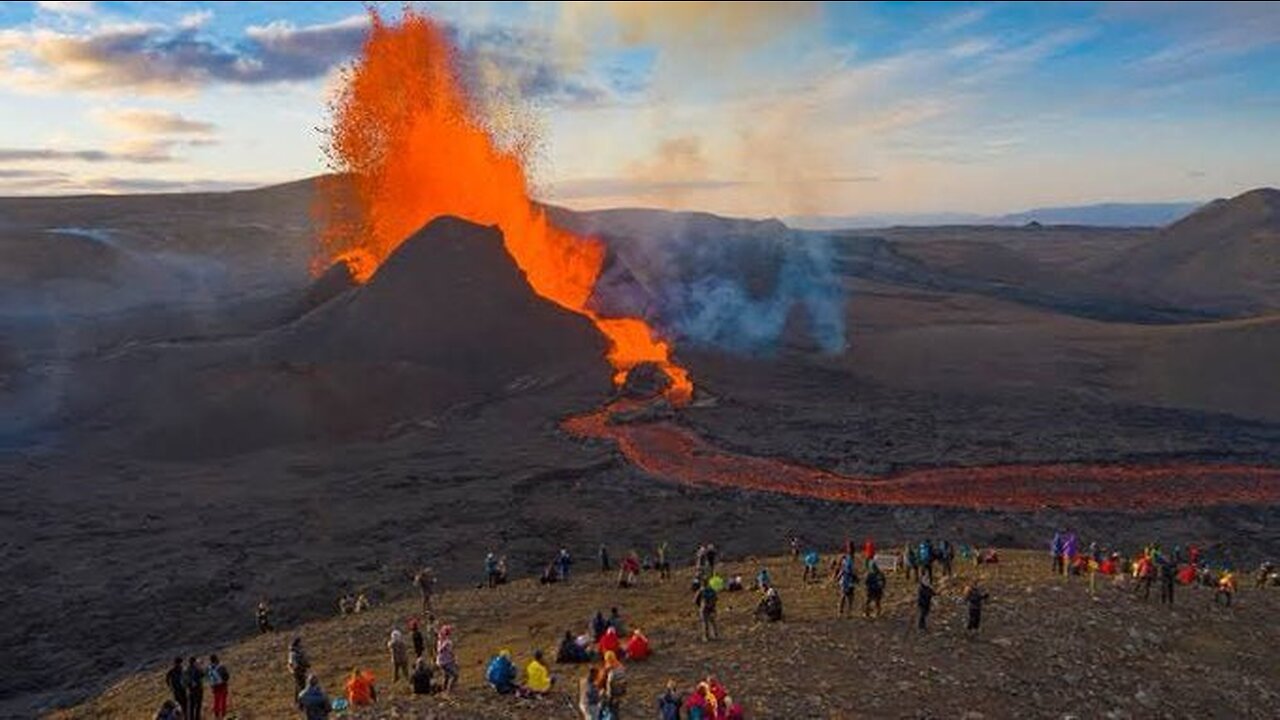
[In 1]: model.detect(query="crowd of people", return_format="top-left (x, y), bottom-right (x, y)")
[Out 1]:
top-left (150, 534), bottom-right (1273, 719)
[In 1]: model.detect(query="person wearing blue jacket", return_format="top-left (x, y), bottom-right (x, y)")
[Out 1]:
top-left (486, 650), bottom-right (517, 694)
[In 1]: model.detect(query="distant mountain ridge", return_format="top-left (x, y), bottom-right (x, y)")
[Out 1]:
top-left (788, 200), bottom-right (1203, 230)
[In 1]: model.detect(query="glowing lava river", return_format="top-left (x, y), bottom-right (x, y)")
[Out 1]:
top-left (564, 403), bottom-right (1280, 512)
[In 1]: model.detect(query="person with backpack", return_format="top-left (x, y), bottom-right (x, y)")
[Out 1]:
top-left (579, 667), bottom-right (602, 720)
top-left (165, 657), bottom-right (187, 716)
top-left (184, 656), bottom-right (205, 720)
top-left (296, 674), bottom-right (330, 720)
top-left (657, 679), bottom-right (683, 720)
top-left (695, 582), bottom-right (719, 641)
top-left (207, 654), bottom-right (230, 720)
top-left (864, 562), bottom-right (886, 618)
top-left (600, 651), bottom-right (627, 718)
top-left (916, 578), bottom-right (935, 632)
top-left (836, 553), bottom-right (859, 617)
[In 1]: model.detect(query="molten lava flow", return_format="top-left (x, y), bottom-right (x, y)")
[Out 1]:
top-left (564, 403), bottom-right (1280, 512)
top-left (316, 9), bottom-right (692, 403)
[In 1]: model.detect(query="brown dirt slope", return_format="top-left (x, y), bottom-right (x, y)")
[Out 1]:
top-left (1106, 188), bottom-right (1280, 314)
top-left (56, 550), bottom-right (1280, 719)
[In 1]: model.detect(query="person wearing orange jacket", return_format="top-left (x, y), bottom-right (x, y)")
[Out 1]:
top-left (345, 667), bottom-right (377, 706)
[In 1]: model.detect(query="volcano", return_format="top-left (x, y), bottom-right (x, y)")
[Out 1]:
top-left (59, 216), bottom-right (613, 458)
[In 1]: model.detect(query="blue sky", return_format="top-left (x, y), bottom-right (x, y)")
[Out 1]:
top-left (1, 1), bottom-right (1277, 216)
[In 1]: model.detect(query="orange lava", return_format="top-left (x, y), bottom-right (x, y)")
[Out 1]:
top-left (315, 9), bottom-right (692, 403)
top-left (564, 404), bottom-right (1280, 512)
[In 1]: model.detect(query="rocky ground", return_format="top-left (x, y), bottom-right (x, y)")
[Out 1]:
top-left (55, 550), bottom-right (1280, 719)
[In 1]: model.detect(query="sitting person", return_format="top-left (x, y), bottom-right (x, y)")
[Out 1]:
top-left (725, 695), bottom-right (746, 720)
top-left (756, 586), bottom-right (783, 622)
top-left (345, 667), bottom-right (377, 707)
top-left (411, 657), bottom-right (433, 695)
top-left (154, 700), bottom-right (182, 720)
top-left (598, 626), bottom-right (622, 658)
top-left (726, 575), bottom-right (744, 592)
top-left (353, 593), bottom-right (371, 613)
top-left (486, 649), bottom-right (517, 694)
top-left (556, 630), bottom-right (590, 663)
top-left (624, 628), bottom-right (651, 661)
top-left (607, 607), bottom-right (628, 636)
top-left (590, 611), bottom-right (609, 642)
top-left (683, 684), bottom-right (709, 720)
top-left (522, 650), bottom-right (553, 696)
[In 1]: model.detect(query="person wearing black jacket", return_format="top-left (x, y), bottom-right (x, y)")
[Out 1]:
top-left (165, 657), bottom-right (187, 713)
top-left (964, 584), bottom-right (990, 633)
top-left (185, 656), bottom-right (205, 720)
top-left (916, 579), bottom-right (935, 631)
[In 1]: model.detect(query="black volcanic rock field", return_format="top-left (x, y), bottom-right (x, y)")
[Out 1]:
top-left (1, 180), bottom-right (1278, 716)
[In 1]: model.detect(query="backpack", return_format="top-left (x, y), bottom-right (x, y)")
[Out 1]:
top-left (208, 664), bottom-right (230, 686)
top-left (607, 667), bottom-right (627, 698)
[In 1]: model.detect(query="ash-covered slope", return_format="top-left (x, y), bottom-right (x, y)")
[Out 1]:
top-left (61, 216), bottom-right (613, 457)
top-left (1107, 188), bottom-right (1280, 314)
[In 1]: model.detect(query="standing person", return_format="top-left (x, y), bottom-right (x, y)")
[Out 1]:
top-left (599, 545), bottom-right (611, 574)
top-left (905, 544), bottom-right (919, 581)
top-left (207, 654), bottom-right (230, 720)
top-left (802, 549), bottom-right (820, 583)
top-left (388, 629), bottom-right (410, 683)
top-left (916, 578), bottom-right (935, 632)
top-left (940, 540), bottom-right (955, 578)
top-left (256, 598), bottom-right (273, 634)
top-left (1215, 570), bottom-right (1236, 606)
top-left (485, 553), bottom-right (500, 588)
top-left (579, 667), bottom-right (602, 720)
top-left (919, 540), bottom-right (935, 583)
top-left (557, 548), bottom-right (574, 581)
top-left (436, 624), bottom-right (459, 692)
top-left (836, 554), bottom-right (859, 617)
top-left (964, 584), bottom-right (990, 635)
top-left (297, 674), bottom-right (330, 720)
top-left (185, 656), bottom-right (205, 720)
top-left (165, 657), bottom-right (187, 716)
top-left (1051, 533), bottom-right (1065, 575)
top-left (656, 542), bottom-right (671, 581)
top-left (864, 562), bottom-right (886, 618)
top-left (410, 618), bottom-right (426, 659)
top-left (705, 543), bottom-right (718, 573)
top-left (790, 536), bottom-right (801, 561)
top-left (657, 679), bottom-right (683, 720)
top-left (1135, 553), bottom-right (1155, 601)
top-left (1159, 556), bottom-right (1177, 606)
top-left (695, 580), bottom-right (719, 642)
top-left (288, 637), bottom-right (310, 697)
top-left (413, 568), bottom-right (435, 613)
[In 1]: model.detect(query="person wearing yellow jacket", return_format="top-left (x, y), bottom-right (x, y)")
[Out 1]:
top-left (524, 650), bottom-right (552, 694)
